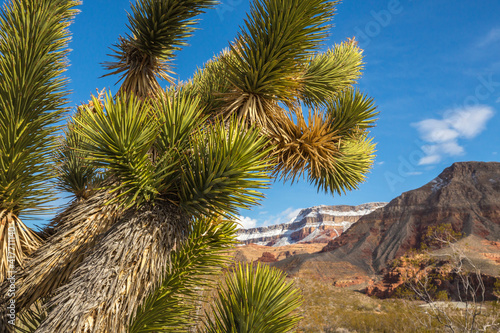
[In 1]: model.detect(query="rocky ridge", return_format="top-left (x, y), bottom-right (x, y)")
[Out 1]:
top-left (269, 162), bottom-right (500, 290)
top-left (236, 202), bottom-right (387, 246)
top-left (320, 161), bottom-right (500, 273)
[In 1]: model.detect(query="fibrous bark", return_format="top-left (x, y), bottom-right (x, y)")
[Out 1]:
top-left (36, 201), bottom-right (189, 333)
top-left (0, 211), bottom-right (42, 283)
top-left (1, 189), bottom-right (120, 315)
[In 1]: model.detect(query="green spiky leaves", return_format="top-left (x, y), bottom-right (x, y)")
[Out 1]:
top-left (0, 0), bottom-right (79, 216)
top-left (179, 120), bottom-right (272, 218)
top-left (104, 0), bottom-right (218, 97)
top-left (154, 89), bottom-right (207, 154)
top-left (221, 0), bottom-right (339, 127)
top-left (54, 113), bottom-right (103, 200)
top-left (128, 0), bottom-right (217, 59)
top-left (73, 91), bottom-right (271, 214)
top-left (268, 89), bottom-right (378, 195)
top-left (189, 49), bottom-right (235, 115)
top-left (74, 93), bottom-right (163, 207)
top-left (225, 0), bottom-right (337, 101)
top-left (203, 262), bottom-right (303, 333)
top-left (301, 39), bottom-right (364, 107)
top-left (313, 132), bottom-right (375, 195)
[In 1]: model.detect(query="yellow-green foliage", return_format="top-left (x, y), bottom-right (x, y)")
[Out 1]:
top-left (421, 223), bottom-right (464, 250)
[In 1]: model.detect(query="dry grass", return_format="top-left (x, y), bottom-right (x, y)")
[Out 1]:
top-left (293, 278), bottom-right (500, 333)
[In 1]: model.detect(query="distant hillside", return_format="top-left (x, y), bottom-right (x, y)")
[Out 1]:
top-left (236, 202), bottom-right (387, 246)
top-left (270, 161), bottom-right (500, 286)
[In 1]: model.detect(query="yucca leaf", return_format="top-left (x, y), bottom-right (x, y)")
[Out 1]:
top-left (14, 299), bottom-right (47, 333)
top-left (179, 120), bottom-right (273, 218)
top-left (203, 262), bottom-right (303, 333)
top-left (104, 0), bottom-right (217, 97)
top-left (128, 0), bottom-right (217, 59)
top-left (0, 0), bottom-right (79, 216)
top-left (53, 114), bottom-right (103, 200)
top-left (311, 132), bottom-right (376, 195)
top-left (224, 0), bottom-right (338, 103)
top-left (154, 88), bottom-right (207, 154)
top-left (268, 89), bottom-right (378, 195)
top-left (0, 0), bottom-right (79, 284)
top-left (74, 93), bottom-right (161, 208)
top-left (326, 89), bottom-right (378, 136)
top-left (189, 49), bottom-right (235, 116)
top-left (268, 109), bottom-right (341, 185)
top-left (301, 39), bottom-right (364, 107)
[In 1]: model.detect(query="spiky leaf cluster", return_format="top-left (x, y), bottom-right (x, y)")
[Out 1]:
top-left (0, 0), bottom-right (79, 215)
top-left (72, 91), bottom-right (271, 216)
top-left (187, 0), bottom-right (377, 195)
top-left (53, 120), bottom-right (102, 200)
top-left (203, 262), bottom-right (303, 333)
top-left (104, 0), bottom-right (217, 97)
top-left (179, 120), bottom-right (272, 217)
top-left (224, 0), bottom-right (338, 106)
top-left (302, 39), bottom-right (364, 107)
top-left (0, 0), bottom-right (78, 283)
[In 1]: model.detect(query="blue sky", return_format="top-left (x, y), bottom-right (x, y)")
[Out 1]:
top-left (22, 0), bottom-right (500, 229)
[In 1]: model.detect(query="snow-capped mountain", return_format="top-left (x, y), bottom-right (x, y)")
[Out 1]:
top-left (236, 202), bottom-right (387, 246)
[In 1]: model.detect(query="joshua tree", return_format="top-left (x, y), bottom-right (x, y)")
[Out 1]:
top-left (0, 0), bottom-right (78, 283)
top-left (1, 0), bottom-right (378, 332)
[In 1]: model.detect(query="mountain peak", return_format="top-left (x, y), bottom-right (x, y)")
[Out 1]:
top-left (320, 161), bottom-right (500, 273)
top-left (237, 202), bottom-right (387, 246)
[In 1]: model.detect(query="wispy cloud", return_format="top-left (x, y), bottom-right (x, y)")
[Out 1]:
top-left (413, 106), bottom-right (494, 165)
top-left (237, 207), bottom-right (303, 229)
top-left (478, 28), bottom-right (500, 48)
top-left (235, 215), bottom-right (257, 229)
top-left (262, 207), bottom-right (302, 227)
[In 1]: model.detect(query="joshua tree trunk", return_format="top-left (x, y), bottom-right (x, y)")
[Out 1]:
top-left (35, 201), bottom-right (190, 333)
top-left (0, 211), bottom-right (42, 282)
top-left (1, 189), bottom-right (120, 313)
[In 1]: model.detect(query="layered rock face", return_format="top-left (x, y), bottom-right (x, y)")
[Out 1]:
top-left (321, 162), bottom-right (500, 273)
top-left (236, 202), bottom-right (387, 246)
top-left (365, 237), bottom-right (500, 300)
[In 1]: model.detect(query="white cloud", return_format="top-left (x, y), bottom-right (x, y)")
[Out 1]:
top-left (478, 28), bottom-right (500, 47)
top-left (413, 106), bottom-right (494, 165)
top-left (376, 161), bottom-right (385, 165)
top-left (444, 107), bottom-right (494, 138)
top-left (236, 216), bottom-right (257, 229)
top-left (284, 208), bottom-right (302, 222)
top-left (407, 171), bottom-right (423, 176)
top-left (440, 141), bottom-right (465, 156)
top-left (416, 119), bottom-right (459, 143)
top-left (419, 155), bottom-right (441, 165)
top-left (262, 207), bottom-right (302, 226)
top-left (237, 207), bottom-right (304, 229)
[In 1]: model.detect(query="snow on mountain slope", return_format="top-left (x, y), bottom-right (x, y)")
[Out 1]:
top-left (236, 202), bottom-right (387, 247)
